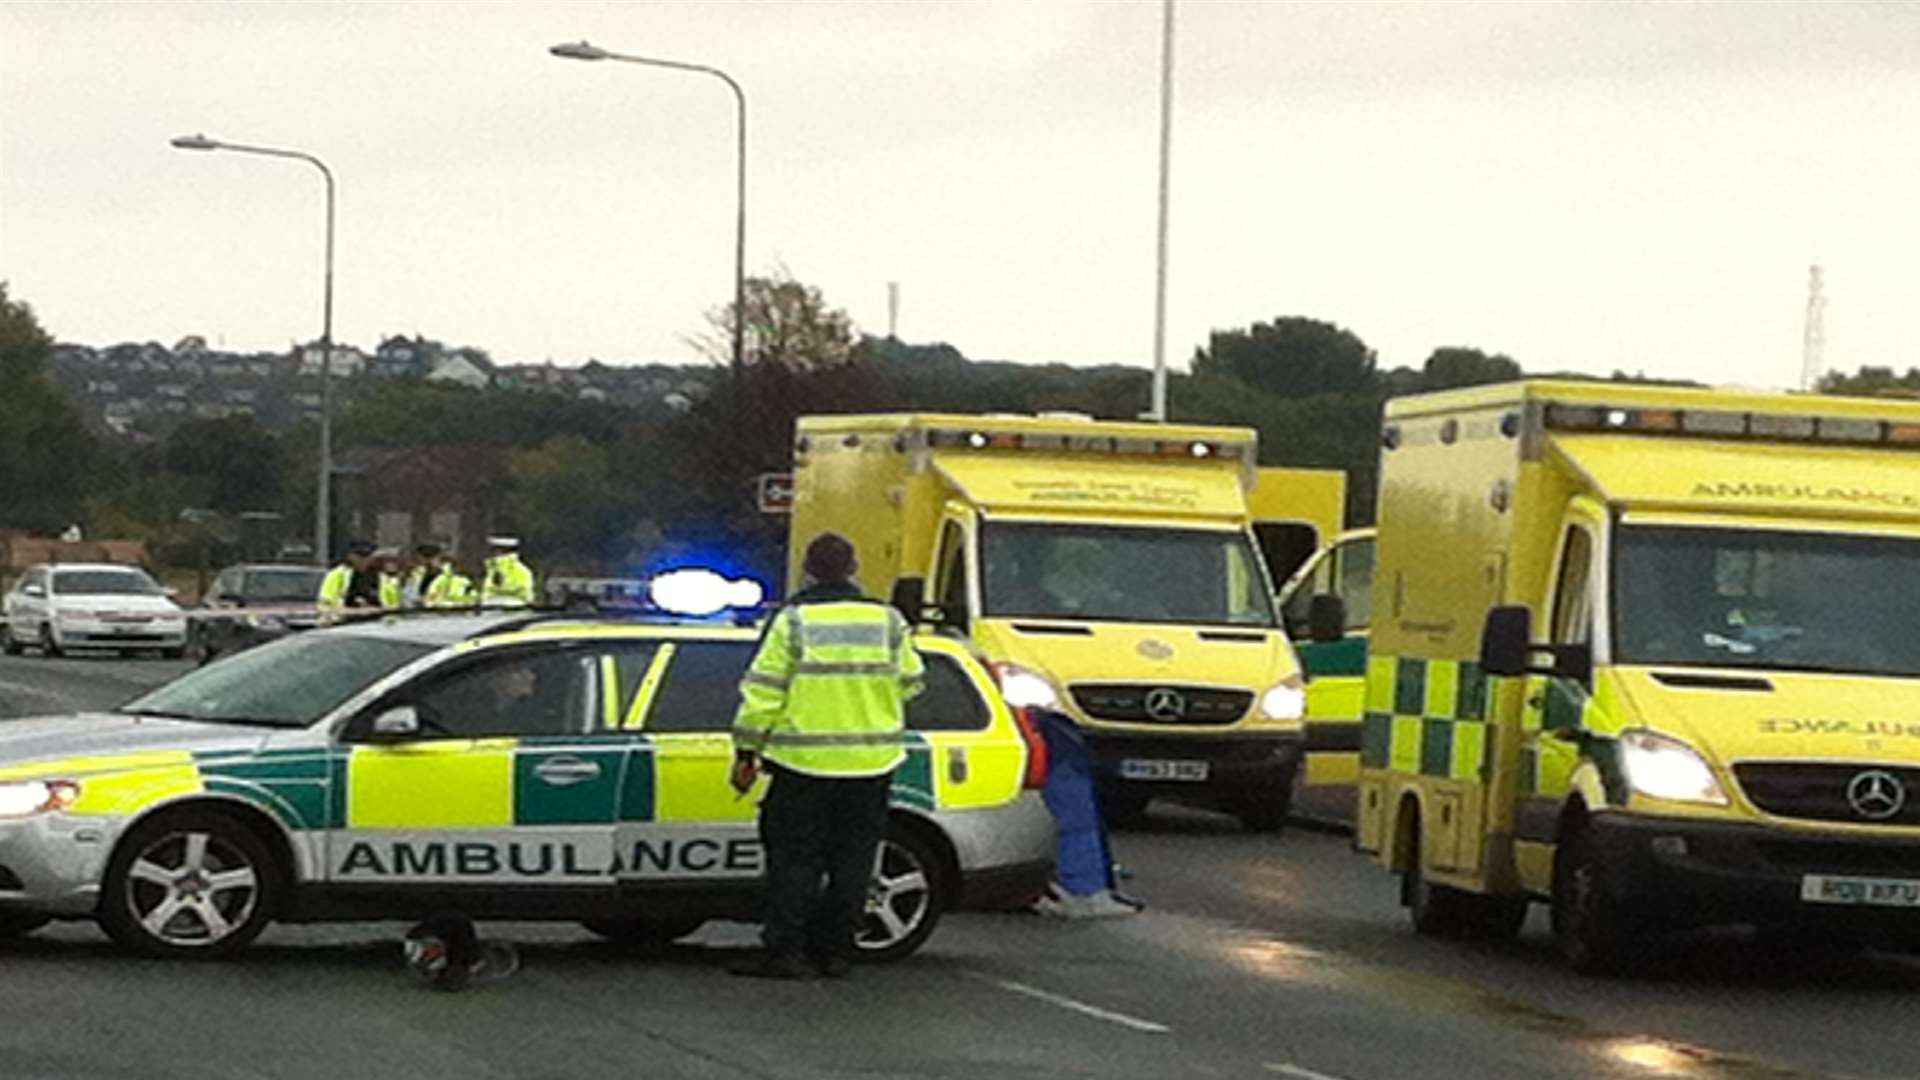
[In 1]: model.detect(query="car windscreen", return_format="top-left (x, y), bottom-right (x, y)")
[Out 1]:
top-left (242, 569), bottom-right (326, 601)
top-left (981, 522), bottom-right (1276, 626)
top-left (53, 569), bottom-right (164, 596)
top-left (1614, 525), bottom-right (1920, 678)
top-left (119, 634), bottom-right (434, 727)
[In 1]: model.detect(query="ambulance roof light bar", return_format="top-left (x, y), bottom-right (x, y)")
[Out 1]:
top-left (926, 426), bottom-right (1247, 461)
top-left (1543, 403), bottom-right (1908, 446)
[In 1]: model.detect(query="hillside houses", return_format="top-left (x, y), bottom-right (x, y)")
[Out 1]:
top-left (47, 334), bottom-right (718, 440)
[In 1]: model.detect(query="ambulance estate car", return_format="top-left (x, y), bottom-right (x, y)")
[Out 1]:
top-left (0, 613), bottom-right (1053, 960)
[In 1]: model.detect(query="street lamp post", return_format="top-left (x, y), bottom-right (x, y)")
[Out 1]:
top-left (549, 40), bottom-right (748, 391)
top-left (170, 134), bottom-right (337, 565)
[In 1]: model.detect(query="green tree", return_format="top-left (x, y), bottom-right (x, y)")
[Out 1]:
top-left (0, 284), bottom-right (112, 532)
top-left (1190, 316), bottom-right (1378, 400)
top-left (162, 417), bottom-right (284, 512)
top-left (507, 434), bottom-right (630, 560)
top-left (701, 265), bottom-right (856, 373)
top-left (1819, 366), bottom-right (1920, 398)
top-left (1419, 346), bottom-right (1521, 390)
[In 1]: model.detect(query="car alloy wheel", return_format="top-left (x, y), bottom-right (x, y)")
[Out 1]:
top-left (856, 826), bottom-right (945, 962)
top-left (101, 811), bottom-right (278, 958)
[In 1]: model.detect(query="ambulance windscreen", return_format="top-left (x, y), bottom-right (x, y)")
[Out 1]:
top-left (1613, 525), bottom-right (1920, 678)
top-left (979, 522), bottom-right (1276, 627)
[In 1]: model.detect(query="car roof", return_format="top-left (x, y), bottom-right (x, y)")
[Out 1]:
top-left (39, 563), bottom-right (152, 573)
top-left (316, 612), bottom-right (765, 649)
top-left (222, 563), bottom-right (325, 573)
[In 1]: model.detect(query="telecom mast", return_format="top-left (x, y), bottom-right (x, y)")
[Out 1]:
top-left (1801, 264), bottom-right (1826, 391)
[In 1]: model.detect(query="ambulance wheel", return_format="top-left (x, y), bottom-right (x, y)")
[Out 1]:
top-left (581, 916), bottom-right (705, 945)
top-left (0, 911), bottom-right (51, 941)
top-left (1552, 821), bottom-right (1635, 975)
top-left (856, 825), bottom-right (946, 963)
top-left (99, 810), bottom-right (280, 959)
top-left (1405, 854), bottom-right (1475, 937)
top-left (3, 626), bottom-right (23, 655)
top-left (38, 624), bottom-right (63, 658)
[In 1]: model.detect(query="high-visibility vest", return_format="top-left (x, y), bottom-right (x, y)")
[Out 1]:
top-left (481, 554), bottom-right (535, 606)
top-left (425, 568), bottom-right (473, 608)
top-left (378, 573), bottom-right (402, 609)
top-left (732, 599), bottom-right (926, 777)
top-left (317, 564), bottom-right (352, 613)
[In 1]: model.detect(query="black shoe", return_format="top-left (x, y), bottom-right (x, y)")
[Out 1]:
top-left (729, 952), bottom-right (812, 980)
top-left (811, 954), bottom-right (853, 979)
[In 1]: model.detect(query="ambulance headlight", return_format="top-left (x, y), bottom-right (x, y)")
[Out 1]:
top-left (993, 663), bottom-right (1060, 711)
top-left (649, 569), bottom-right (765, 617)
top-left (1259, 677), bottom-right (1307, 721)
top-left (0, 779), bottom-right (80, 819)
top-left (1619, 730), bottom-right (1727, 805)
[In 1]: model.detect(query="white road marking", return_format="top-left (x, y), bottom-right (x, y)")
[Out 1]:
top-left (1264, 1063), bottom-right (1354, 1080)
top-left (971, 973), bottom-right (1171, 1033)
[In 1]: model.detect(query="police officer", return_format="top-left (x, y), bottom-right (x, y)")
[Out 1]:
top-left (728, 533), bottom-right (925, 979)
top-left (480, 536), bottom-right (536, 607)
top-left (317, 541), bottom-right (380, 622)
top-left (375, 547), bottom-right (404, 609)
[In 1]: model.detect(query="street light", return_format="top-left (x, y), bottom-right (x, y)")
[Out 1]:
top-left (549, 40), bottom-right (748, 390)
top-left (170, 133), bottom-right (336, 566)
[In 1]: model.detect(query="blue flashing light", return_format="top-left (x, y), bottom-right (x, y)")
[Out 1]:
top-left (649, 568), bottom-right (766, 617)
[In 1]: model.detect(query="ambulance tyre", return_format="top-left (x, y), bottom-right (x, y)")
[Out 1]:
top-left (3, 625), bottom-right (23, 655)
top-left (99, 809), bottom-right (281, 959)
top-left (1552, 820), bottom-right (1635, 975)
top-left (856, 824), bottom-right (946, 963)
top-left (1234, 765), bottom-right (1298, 833)
top-left (39, 624), bottom-right (62, 658)
top-left (581, 916), bottom-right (706, 945)
top-left (0, 911), bottom-right (51, 941)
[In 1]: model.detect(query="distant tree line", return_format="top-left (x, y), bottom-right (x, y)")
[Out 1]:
top-left (30, 272), bottom-right (1887, 582)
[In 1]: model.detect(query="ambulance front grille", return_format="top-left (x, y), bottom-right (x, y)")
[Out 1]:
top-left (1733, 763), bottom-right (1920, 827)
top-left (1069, 685), bottom-right (1254, 724)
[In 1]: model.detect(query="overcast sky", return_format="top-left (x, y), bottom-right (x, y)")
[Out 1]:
top-left (3, 1), bottom-right (1917, 391)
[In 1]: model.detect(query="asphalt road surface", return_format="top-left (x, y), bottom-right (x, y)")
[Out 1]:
top-left (4, 652), bottom-right (1919, 1080)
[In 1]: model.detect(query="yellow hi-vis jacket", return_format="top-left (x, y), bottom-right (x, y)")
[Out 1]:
top-left (481, 553), bottom-right (535, 606)
top-left (424, 564), bottom-right (473, 608)
top-left (317, 564), bottom-right (352, 616)
top-left (378, 573), bottom-right (402, 609)
top-left (733, 591), bottom-right (926, 778)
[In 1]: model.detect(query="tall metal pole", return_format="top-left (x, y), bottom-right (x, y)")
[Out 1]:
top-left (549, 43), bottom-right (748, 391)
top-left (170, 135), bottom-right (336, 563)
top-left (1149, 0), bottom-right (1175, 421)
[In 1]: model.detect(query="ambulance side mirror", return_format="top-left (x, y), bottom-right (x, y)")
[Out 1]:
top-left (1480, 606), bottom-right (1533, 676)
top-left (1307, 594), bottom-right (1346, 643)
top-left (1481, 605), bottom-right (1593, 684)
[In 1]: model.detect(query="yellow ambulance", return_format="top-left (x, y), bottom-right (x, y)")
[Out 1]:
top-left (789, 414), bottom-right (1332, 830)
top-left (1356, 380), bottom-right (1920, 971)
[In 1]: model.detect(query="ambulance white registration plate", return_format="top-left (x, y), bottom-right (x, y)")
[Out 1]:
top-left (1800, 874), bottom-right (1920, 908)
top-left (1119, 758), bottom-right (1209, 782)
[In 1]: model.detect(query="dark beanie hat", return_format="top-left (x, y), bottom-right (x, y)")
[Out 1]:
top-left (803, 533), bottom-right (857, 584)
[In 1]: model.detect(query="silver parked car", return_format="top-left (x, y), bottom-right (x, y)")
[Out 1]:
top-left (3, 563), bottom-right (189, 659)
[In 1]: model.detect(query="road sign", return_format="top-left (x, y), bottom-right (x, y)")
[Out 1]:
top-left (756, 472), bottom-right (794, 514)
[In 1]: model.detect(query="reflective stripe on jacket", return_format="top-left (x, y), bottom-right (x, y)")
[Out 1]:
top-left (732, 595), bottom-right (925, 778)
top-left (481, 554), bottom-right (535, 606)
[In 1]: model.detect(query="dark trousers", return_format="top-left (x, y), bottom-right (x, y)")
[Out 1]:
top-left (758, 764), bottom-right (892, 961)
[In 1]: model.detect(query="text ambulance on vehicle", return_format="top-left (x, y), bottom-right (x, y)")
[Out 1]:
top-left (1352, 379), bottom-right (1920, 972)
top-left (0, 602), bottom-right (1052, 960)
top-left (788, 412), bottom-right (1341, 830)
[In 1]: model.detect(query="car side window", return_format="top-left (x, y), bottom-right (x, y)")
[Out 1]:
top-left (408, 649), bottom-right (597, 738)
top-left (593, 642), bottom-right (661, 731)
top-left (1550, 527), bottom-right (1595, 646)
top-left (934, 520), bottom-right (969, 626)
top-left (1338, 538), bottom-right (1375, 631)
top-left (646, 641), bottom-right (758, 733)
top-left (905, 653), bottom-right (989, 732)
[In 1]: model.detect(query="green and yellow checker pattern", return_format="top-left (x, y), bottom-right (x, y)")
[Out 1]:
top-left (1359, 655), bottom-right (1493, 782)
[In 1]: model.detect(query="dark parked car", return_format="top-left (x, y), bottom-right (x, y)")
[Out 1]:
top-left (191, 563), bottom-right (327, 664)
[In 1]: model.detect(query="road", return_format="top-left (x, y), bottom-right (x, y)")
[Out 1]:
top-left (3, 652), bottom-right (1917, 1080)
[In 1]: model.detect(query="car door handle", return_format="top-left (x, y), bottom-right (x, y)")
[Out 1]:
top-left (533, 757), bottom-right (601, 786)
